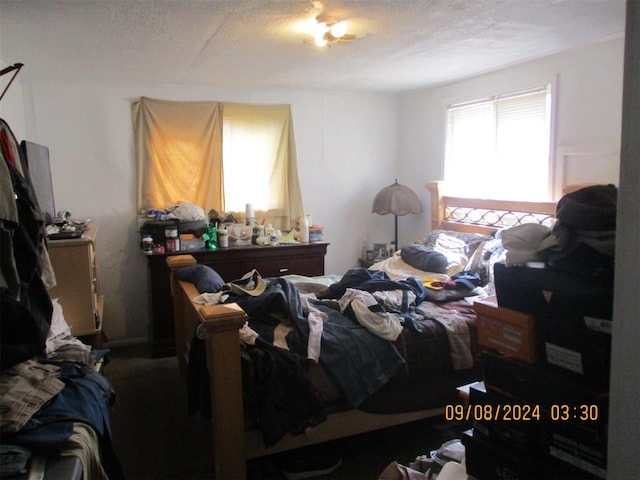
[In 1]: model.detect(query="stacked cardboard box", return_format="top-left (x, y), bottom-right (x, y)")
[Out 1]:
top-left (465, 263), bottom-right (612, 480)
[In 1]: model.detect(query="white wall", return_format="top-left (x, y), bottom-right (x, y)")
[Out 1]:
top-left (397, 36), bottom-right (624, 245)
top-left (1, 83), bottom-right (397, 343)
top-left (608, 2), bottom-right (640, 476)
top-left (0, 36), bottom-right (625, 346)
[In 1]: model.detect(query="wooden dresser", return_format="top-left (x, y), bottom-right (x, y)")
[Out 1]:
top-left (48, 224), bottom-right (104, 344)
top-left (144, 242), bottom-right (329, 357)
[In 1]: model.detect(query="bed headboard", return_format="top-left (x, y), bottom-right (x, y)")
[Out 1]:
top-left (426, 181), bottom-right (558, 235)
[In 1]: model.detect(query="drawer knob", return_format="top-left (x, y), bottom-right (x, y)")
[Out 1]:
top-left (279, 268), bottom-right (289, 273)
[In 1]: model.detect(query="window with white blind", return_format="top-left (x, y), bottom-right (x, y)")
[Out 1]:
top-left (444, 85), bottom-right (553, 201)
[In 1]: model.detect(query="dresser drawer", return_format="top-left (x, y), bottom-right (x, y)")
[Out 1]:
top-left (199, 243), bottom-right (327, 279)
top-left (238, 250), bottom-right (325, 277)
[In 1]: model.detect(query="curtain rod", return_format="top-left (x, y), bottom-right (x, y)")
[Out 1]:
top-left (0, 63), bottom-right (24, 102)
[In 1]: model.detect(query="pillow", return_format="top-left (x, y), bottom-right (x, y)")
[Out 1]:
top-left (174, 264), bottom-right (225, 293)
top-left (464, 237), bottom-right (503, 286)
top-left (499, 224), bottom-right (556, 267)
top-left (423, 232), bottom-right (468, 276)
top-left (425, 229), bottom-right (491, 256)
top-left (400, 245), bottom-right (448, 273)
top-left (368, 253), bottom-right (449, 282)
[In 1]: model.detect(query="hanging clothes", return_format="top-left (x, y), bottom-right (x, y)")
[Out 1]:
top-left (0, 118), bottom-right (54, 369)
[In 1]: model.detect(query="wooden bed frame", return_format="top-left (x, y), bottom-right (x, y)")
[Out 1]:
top-left (167, 181), bottom-right (559, 479)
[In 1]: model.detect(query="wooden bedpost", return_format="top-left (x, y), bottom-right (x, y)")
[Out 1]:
top-left (426, 181), bottom-right (445, 232)
top-left (167, 255), bottom-right (199, 377)
top-left (199, 302), bottom-right (248, 479)
top-left (167, 255), bottom-right (249, 479)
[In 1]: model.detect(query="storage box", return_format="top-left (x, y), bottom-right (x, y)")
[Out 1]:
top-left (493, 263), bottom-right (613, 326)
top-left (469, 386), bottom-right (548, 464)
top-left (542, 320), bottom-right (611, 386)
top-left (492, 263), bottom-right (613, 385)
top-left (179, 233), bottom-right (205, 251)
top-left (549, 421), bottom-right (608, 479)
top-left (463, 428), bottom-right (602, 480)
top-left (474, 296), bottom-right (537, 363)
top-left (480, 351), bottom-right (610, 408)
top-left (463, 428), bottom-right (539, 480)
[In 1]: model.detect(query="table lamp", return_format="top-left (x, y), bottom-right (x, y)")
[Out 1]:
top-left (371, 179), bottom-right (422, 249)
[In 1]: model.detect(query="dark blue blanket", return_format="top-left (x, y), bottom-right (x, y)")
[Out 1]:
top-left (236, 277), bottom-right (405, 408)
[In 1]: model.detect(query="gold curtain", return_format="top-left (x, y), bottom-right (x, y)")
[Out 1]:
top-left (132, 97), bottom-right (223, 212)
top-left (132, 98), bottom-right (303, 232)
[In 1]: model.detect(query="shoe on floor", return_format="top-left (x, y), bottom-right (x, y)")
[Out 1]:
top-left (281, 450), bottom-right (342, 480)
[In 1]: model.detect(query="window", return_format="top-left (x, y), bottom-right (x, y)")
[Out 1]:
top-left (222, 103), bottom-right (300, 214)
top-left (444, 85), bottom-right (552, 201)
top-left (132, 98), bottom-right (304, 231)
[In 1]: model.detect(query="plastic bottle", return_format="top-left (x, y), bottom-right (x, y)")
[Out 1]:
top-left (301, 214), bottom-right (310, 243)
top-left (217, 227), bottom-right (229, 247)
top-left (265, 223), bottom-right (274, 236)
top-left (165, 227), bottom-right (180, 253)
top-left (142, 234), bottom-right (153, 254)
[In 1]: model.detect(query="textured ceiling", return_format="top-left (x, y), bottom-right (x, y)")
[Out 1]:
top-left (0, 0), bottom-right (627, 92)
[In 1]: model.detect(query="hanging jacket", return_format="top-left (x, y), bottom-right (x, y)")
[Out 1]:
top-left (1, 120), bottom-right (53, 370)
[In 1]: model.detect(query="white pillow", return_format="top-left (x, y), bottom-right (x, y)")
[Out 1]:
top-left (429, 233), bottom-right (468, 276)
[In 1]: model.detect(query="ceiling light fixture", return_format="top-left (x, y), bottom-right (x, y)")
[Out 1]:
top-left (313, 18), bottom-right (355, 47)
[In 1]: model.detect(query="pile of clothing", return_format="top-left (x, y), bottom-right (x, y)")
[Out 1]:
top-left (500, 184), bottom-right (617, 280)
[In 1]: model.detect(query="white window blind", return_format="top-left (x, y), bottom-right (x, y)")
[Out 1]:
top-left (444, 85), bottom-right (552, 201)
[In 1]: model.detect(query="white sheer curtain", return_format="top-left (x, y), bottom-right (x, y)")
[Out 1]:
top-left (132, 98), bottom-right (303, 231)
top-left (222, 103), bottom-right (304, 231)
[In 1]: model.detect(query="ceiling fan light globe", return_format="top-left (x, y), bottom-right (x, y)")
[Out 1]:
top-left (330, 21), bottom-right (346, 38)
top-left (314, 21), bottom-right (328, 36)
top-left (315, 35), bottom-right (328, 47)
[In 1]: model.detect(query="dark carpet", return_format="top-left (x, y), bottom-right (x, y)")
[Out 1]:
top-left (104, 344), bottom-right (467, 480)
